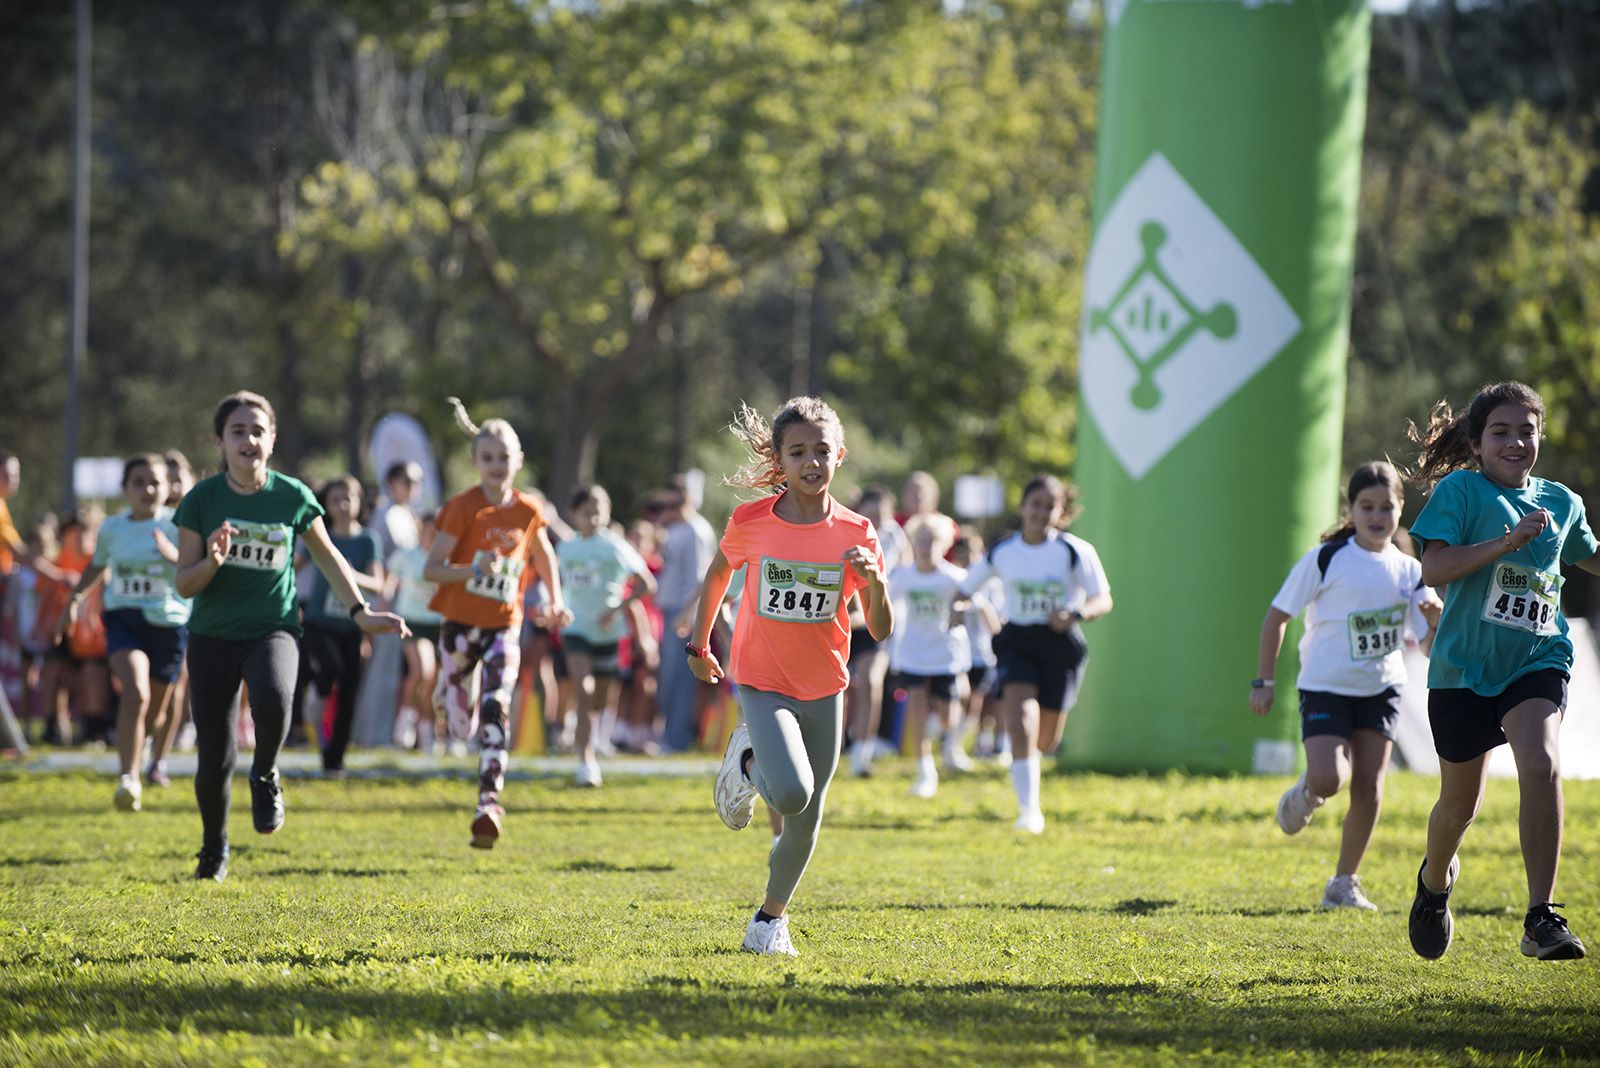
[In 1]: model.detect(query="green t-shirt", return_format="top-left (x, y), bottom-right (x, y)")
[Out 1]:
top-left (174, 471), bottom-right (325, 640)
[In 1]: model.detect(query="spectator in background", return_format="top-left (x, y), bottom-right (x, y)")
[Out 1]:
top-left (654, 482), bottom-right (716, 752)
top-left (36, 508), bottom-right (111, 745)
top-left (372, 461), bottom-right (424, 560)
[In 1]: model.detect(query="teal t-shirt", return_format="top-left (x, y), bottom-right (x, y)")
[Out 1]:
top-left (174, 471), bottom-right (325, 641)
top-left (91, 507), bottom-right (192, 627)
top-left (305, 527), bottom-right (382, 632)
top-left (1411, 470), bottom-right (1598, 695)
top-left (557, 530), bottom-right (649, 644)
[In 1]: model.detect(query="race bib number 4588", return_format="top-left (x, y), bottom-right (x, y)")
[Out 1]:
top-left (1482, 562), bottom-right (1561, 636)
top-left (757, 557), bottom-right (843, 623)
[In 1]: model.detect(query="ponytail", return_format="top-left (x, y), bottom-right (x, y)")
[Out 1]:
top-left (446, 396), bottom-right (522, 456)
top-left (1408, 381), bottom-right (1544, 488)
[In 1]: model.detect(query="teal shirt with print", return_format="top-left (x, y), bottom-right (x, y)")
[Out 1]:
top-left (174, 471), bottom-right (325, 640)
top-left (1411, 470), bottom-right (1598, 695)
top-left (305, 527), bottom-right (382, 632)
top-left (91, 507), bottom-right (191, 627)
top-left (557, 530), bottom-right (649, 644)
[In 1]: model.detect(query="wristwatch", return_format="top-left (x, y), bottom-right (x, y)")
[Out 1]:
top-left (1250, 678), bottom-right (1275, 689)
top-left (685, 642), bottom-right (710, 660)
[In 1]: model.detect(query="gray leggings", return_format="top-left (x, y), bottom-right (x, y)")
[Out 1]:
top-left (739, 685), bottom-right (844, 905)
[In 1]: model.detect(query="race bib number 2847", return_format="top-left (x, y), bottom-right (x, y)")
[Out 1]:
top-left (757, 557), bottom-right (843, 623)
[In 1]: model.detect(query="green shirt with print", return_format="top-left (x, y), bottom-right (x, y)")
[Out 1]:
top-left (174, 471), bottom-right (325, 640)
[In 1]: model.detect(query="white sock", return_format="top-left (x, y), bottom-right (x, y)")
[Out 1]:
top-left (917, 754), bottom-right (936, 777)
top-left (1011, 756), bottom-right (1039, 813)
top-left (851, 739), bottom-right (872, 767)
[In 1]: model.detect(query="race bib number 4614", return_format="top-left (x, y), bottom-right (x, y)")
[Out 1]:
top-left (224, 519), bottom-right (291, 572)
top-left (757, 557), bottom-right (843, 623)
top-left (1482, 562), bottom-right (1562, 636)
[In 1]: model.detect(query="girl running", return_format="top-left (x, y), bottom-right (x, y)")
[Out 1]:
top-left (888, 513), bottom-right (970, 798)
top-left (952, 526), bottom-right (1005, 762)
top-left (146, 449), bottom-right (198, 786)
top-left (296, 474), bottom-right (385, 775)
top-left (425, 398), bottom-right (568, 849)
top-left (689, 397), bottom-right (892, 956)
top-left (60, 453), bottom-right (191, 812)
top-left (961, 475), bottom-right (1111, 834)
top-left (175, 391), bottom-right (407, 882)
top-left (388, 510), bottom-right (443, 752)
top-left (1405, 381), bottom-right (1599, 961)
top-left (557, 484), bottom-right (657, 787)
top-left (1250, 462), bottom-right (1440, 910)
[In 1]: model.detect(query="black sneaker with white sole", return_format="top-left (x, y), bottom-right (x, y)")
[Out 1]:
top-left (1408, 857), bottom-right (1456, 960)
top-left (250, 769), bottom-right (285, 834)
top-left (1521, 903), bottom-right (1586, 960)
top-left (194, 845), bottom-right (229, 882)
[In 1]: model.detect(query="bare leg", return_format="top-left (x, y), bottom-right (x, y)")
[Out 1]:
top-left (1336, 730), bottom-right (1391, 876)
top-left (1502, 698), bottom-right (1564, 907)
top-left (110, 649), bottom-right (152, 779)
top-left (1423, 753), bottom-right (1490, 892)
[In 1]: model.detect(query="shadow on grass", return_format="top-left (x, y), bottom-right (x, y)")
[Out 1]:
top-left (560, 860), bottom-right (676, 874)
top-left (1, 974), bottom-right (1592, 1057)
top-left (261, 866), bottom-right (407, 879)
top-left (0, 856), bottom-right (72, 868)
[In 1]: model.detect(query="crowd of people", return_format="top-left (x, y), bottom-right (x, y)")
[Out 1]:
top-left (1, 377), bottom-right (1594, 965)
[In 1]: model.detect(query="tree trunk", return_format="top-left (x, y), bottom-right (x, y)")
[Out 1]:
top-left (544, 378), bottom-right (600, 521)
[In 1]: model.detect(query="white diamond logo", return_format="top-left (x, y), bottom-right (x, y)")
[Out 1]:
top-left (1080, 152), bottom-right (1301, 480)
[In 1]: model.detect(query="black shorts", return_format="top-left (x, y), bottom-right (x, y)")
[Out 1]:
top-left (103, 608), bottom-right (188, 684)
top-left (563, 634), bottom-right (621, 677)
top-left (848, 626), bottom-right (881, 663)
top-left (1298, 687), bottom-right (1400, 742)
top-left (895, 671), bottom-right (959, 702)
top-left (1428, 668), bottom-right (1569, 763)
top-left (405, 622), bottom-right (441, 646)
top-left (992, 623), bottom-right (1086, 712)
top-left (966, 664), bottom-right (996, 699)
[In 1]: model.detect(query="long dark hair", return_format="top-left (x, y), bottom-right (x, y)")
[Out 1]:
top-left (1020, 473), bottom-right (1083, 528)
top-left (211, 391), bottom-right (276, 473)
top-left (1408, 381), bottom-right (1545, 488)
top-left (1322, 462), bottom-right (1403, 543)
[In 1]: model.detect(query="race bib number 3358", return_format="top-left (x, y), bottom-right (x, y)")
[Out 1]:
top-left (757, 557), bottom-right (843, 623)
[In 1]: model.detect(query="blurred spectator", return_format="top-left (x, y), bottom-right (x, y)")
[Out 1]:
top-left (654, 483), bottom-right (716, 751)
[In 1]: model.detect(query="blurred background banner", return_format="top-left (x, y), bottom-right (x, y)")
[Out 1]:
top-left (1068, 0), bottom-right (1372, 774)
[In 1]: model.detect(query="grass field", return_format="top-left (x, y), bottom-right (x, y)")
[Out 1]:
top-left (1, 760), bottom-right (1597, 1066)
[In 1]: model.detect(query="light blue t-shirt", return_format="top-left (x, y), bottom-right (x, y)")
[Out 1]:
top-left (91, 508), bottom-right (192, 627)
top-left (1411, 470), bottom-right (1597, 695)
top-left (557, 530), bottom-right (649, 644)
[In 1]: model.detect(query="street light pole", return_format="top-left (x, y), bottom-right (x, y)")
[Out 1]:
top-left (63, 0), bottom-right (91, 515)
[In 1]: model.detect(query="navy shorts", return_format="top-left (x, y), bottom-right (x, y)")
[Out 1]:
top-left (895, 671), bottom-right (960, 702)
top-left (103, 607), bottom-right (188, 684)
top-left (992, 623), bottom-right (1086, 712)
top-left (563, 634), bottom-right (621, 677)
top-left (1428, 668), bottom-right (1569, 763)
top-left (848, 626), bottom-right (882, 663)
top-left (966, 663), bottom-right (997, 699)
top-left (1298, 687), bottom-right (1401, 742)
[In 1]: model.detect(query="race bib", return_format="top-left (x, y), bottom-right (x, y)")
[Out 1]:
top-left (111, 562), bottom-right (170, 602)
top-left (1009, 578), bottom-right (1066, 623)
top-left (467, 552), bottom-right (524, 605)
top-left (1481, 562), bottom-right (1562, 636)
top-left (1347, 604), bottom-right (1404, 661)
top-left (564, 561), bottom-right (602, 591)
top-left (757, 557), bottom-right (843, 624)
top-left (224, 519), bottom-right (291, 572)
top-left (907, 589), bottom-right (947, 625)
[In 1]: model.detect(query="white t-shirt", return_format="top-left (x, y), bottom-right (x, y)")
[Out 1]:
top-left (961, 530), bottom-right (1108, 627)
top-left (889, 560), bottom-right (970, 676)
top-left (963, 576), bottom-right (1001, 668)
top-left (1271, 536), bottom-right (1433, 697)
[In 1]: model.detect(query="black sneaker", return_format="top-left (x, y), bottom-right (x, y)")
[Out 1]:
top-left (1522, 903), bottom-right (1586, 960)
top-left (194, 845), bottom-right (229, 882)
top-left (1408, 857), bottom-right (1457, 959)
top-left (250, 769), bottom-right (285, 834)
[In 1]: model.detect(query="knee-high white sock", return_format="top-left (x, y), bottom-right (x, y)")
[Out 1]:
top-left (1010, 756), bottom-right (1039, 813)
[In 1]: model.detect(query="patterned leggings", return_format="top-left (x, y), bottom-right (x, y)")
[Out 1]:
top-left (434, 621), bottom-right (521, 805)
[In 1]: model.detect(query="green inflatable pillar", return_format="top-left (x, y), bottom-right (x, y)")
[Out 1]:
top-left (1066, 0), bottom-right (1371, 773)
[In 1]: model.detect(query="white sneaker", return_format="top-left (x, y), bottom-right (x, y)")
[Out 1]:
top-left (714, 723), bottom-right (758, 830)
top-left (849, 740), bottom-right (873, 778)
top-left (1322, 873), bottom-right (1379, 911)
top-left (742, 913), bottom-right (798, 956)
top-left (1014, 808), bottom-right (1045, 835)
top-left (576, 759), bottom-right (602, 788)
top-left (910, 760), bottom-right (938, 799)
top-left (114, 775), bottom-right (141, 813)
top-left (941, 743), bottom-right (975, 773)
top-left (1275, 773), bottom-right (1324, 835)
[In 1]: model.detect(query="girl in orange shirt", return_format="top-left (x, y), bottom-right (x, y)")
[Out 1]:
top-left (425, 399), bottom-right (569, 850)
top-left (687, 397), bottom-right (893, 956)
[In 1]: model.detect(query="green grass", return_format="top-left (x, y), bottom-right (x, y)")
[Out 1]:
top-left (1, 762), bottom-right (1597, 1066)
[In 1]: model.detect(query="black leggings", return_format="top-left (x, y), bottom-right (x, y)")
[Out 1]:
top-left (295, 624), bottom-right (366, 771)
top-left (187, 629), bottom-right (298, 850)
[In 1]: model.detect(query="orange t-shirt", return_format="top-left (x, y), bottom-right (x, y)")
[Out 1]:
top-left (428, 486), bottom-right (548, 631)
top-left (720, 493), bottom-right (884, 701)
top-left (37, 544), bottom-right (107, 659)
top-left (0, 498), bottom-right (21, 574)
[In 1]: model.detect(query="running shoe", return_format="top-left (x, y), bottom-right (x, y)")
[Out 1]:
top-left (576, 758), bottom-right (603, 788)
top-left (146, 761), bottom-right (171, 788)
top-left (1275, 772), bottom-right (1324, 835)
top-left (1408, 855), bottom-right (1460, 960)
top-left (470, 802), bottom-right (504, 850)
top-left (250, 769), bottom-right (285, 834)
top-left (742, 913), bottom-right (798, 956)
top-left (941, 741), bottom-right (976, 773)
top-left (1321, 873), bottom-right (1378, 911)
top-left (193, 845), bottom-right (229, 882)
top-left (1521, 903), bottom-right (1586, 960)
top-left (114, 774), bottom-right (142, 813)
top-left (910, 760), bottom-right (938, 799)
top-left (714, 723), bottom-right (758, 831)
top-left (1014, 808), bottom-right (1046, 835)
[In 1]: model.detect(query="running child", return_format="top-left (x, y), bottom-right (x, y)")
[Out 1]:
top-left (952, 525), bottom-right (1004, 761)
top-left (388, 510), bottom-right (444, 752)
top-left (175, 391), bottom-right (408, 882)
top-left (688, 397), bottom-right (892, 956)
top-left (1405, 381), bottom-right (1599, 961)
top-left (961, 475), bottom-right (1111, 834)
top-left (844, 485), bottom-right (903, 777)
top-left (557, 484), bottom-right (657, 787)
top-left (1250, 462), bottom-right (1440, 910)
top-left (888, 512), bottom-right (971, 798)
top-left (146, 449), bottom-right (198, 785)
top-left (60, 453), bottom-right (191, 812)
top-left (425, 398), bottom-right (569, 849)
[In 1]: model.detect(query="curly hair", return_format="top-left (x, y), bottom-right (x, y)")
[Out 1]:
top-left (1408, 381), bottom-right (1544, 488)
top-left (725, 397), bottom-right (846, 493)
